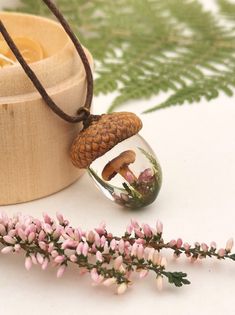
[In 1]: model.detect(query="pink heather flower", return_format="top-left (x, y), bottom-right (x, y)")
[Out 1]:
top-left (14, 244), bottom-right (21, 252)
top-left (156, 220), bottom-right (163, 234)
top-left (36, 252), bottom-right (44, 264)
top-left (153, 251), bottom-right (160, 265)
top-left (51, 250), bottom-right (58, 258)
top-left (103, 277), bottom-right (116, 287)
top-left (43, 213), bottom-right (52, 225)
top-left (134, 229), bottom-right (145, 238)
top-left (169, 239), bottom-right (177, 247)
top-left (156, 275), bottom-right (163, 291)
top-left (110, 239), bottom-right (116, 251)
top-left (95, 221), bottom-right (106, 235)
top-left (142, 224), bottom-right (152, 238)
top-left (25, 256), bottom-right (32, 271)
top-left (17, 228), bottom-right (27, 241)
top-left (94, 233), bottom-right (101, 247)
top-left (114, 256), bottom-right (123, 270)
top-left (126, 224), bottom-right (133, 235)
top-left (210, 241), bottom-right (217, 249)
top-left (86, 230), bottom-right (95, 243)
top-left (56, 212), bottom-right (64, 225)
top-left (38, 230), bottom-right (46, 242)
top-left (139, 269), bottom-right (149, 279)
top-left (54, 255), bottom-right (65, 264)
top-left (201, 243), bottom-right (209, 252)
top-left (90, 268), bottom-right (99, 282)
top-left (120, 193), bottom-right (129, 202)
top-left (160, 257), bottom-right (167, 268)
top-left (57, 265), bottom-right (66, 278)
top-left (226, 238), bottom-right (234, 252)
top-left (131, 219), bottom-right (140, 229)
top-left (70, 255), bottom-right (77, 263)
top-left (218, 248), bottom-right (226, 258)
top-left (137, 244), bottom-right (144, 260)
top-left (61, 239), bottom-right (77, 250)
top-left (39, 241), bottom-right (47, 251)
top-left (28, 232), bottom-right (35, 243)
top-left (1, 246), bottom-right (13, 254)
top-left (183, 243), bottom-right (191, 251)
top-left (3, 235), bottom-right (16, 245)
top-left (100, 236), bottom-right (106, 247)
top-left (176, 238), bottom-right (183, 248)
top-left (30, 254), bottom-right (38, 265)
top-left (131, 242), bottom-right (138, 257)
top-left (117, 283), bottom-right (128, 295)
top-left (96, 251), bottom-right (103, 262)
top-left (147, 248), bottom-right (155, 262)
top-left (43, 223), bottom-right (53, 234)
top-left (0, 223), bottom-right (6, 235)
top-left (42, 258), bottom-right (49, 270)
top-left (82, 243), bottom-right (89, 257)
top-left (126, 171), bottom-right (135, 184)
top-left (118, 239), bottom-right (125, 254)
top-left (76, 242), bottom-right (84, 255)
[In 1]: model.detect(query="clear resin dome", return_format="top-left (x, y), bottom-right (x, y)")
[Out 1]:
top-left (88, 135), bottom-right (162, 209)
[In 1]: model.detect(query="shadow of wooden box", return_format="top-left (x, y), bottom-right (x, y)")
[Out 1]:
top-left (0, 12), bottom-right (93, 205)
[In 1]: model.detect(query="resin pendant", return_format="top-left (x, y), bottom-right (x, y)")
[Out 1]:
top-left (88, 135), bottom-right (162, 209)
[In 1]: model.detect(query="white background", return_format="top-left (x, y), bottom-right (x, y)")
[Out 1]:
top-left (1, 0), bottom-right (235, 314)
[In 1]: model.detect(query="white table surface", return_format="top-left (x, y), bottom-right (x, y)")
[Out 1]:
top-left (1, 1), bottom-right (235, 314)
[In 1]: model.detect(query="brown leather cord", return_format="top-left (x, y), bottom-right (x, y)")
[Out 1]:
top-left (0, 0), bottom-right (93, 123)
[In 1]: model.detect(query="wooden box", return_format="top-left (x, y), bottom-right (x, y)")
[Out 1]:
top-left (0, 12), bottom-right (93, 205)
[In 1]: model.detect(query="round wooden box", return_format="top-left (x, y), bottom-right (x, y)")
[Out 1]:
top-left (0, 12), bottom-right (93, 205)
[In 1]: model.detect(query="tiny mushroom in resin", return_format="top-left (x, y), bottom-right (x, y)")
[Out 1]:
top-left (102, 150), bottom-right (137, 183)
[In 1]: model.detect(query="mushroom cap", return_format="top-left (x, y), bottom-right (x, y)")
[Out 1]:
top-left (70, 112), bottom-right (142, 168)
top-left (102, 150), bottom-right (136, 181)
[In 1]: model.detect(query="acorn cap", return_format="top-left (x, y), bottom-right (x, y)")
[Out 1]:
top-left (70, 112), bottom-right (142, 168)
top-left (102, 150), bottom-right (136, 181)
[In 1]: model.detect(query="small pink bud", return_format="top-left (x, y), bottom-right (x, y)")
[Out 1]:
top-left (218, 248), bottom-right (226, 258)
top-left (126, 171), bottom-right (135, 184)
top-left (100, 236), bottom-right (106, 247)
top-left (82, 242), bottom-right (89, 257)
top-left (51, 250), bottom-right (58, 258)
top-left (118, 239), bottom-right (125, 254)
top-left (38, 230), bottom-right (46, 241)
top-left (169, 239), bottom-right (177, 247)
top-left (86, 230), bottom-right (95, 243)
top-left (36, 252), bottom-right (44, 264)
top-left (76, 242), bottom-right (84, 255)
top-left (3, 235), bottom-right (16, 245)
top-left (137, 244), bottom-right (144, 260)
top-left (176, 238), bottom-right (183, 248)
top-left (0, 224), bottom-right (6, 235)
top-left (114, 256), bottom-right (123, 270)
top-left (28, 232), bottom-right (35, 243)
top-left (94, 234), bottom-right (101, 247)
top-left (117, 283), bottom-right (128, 295)
top-left (56, 212), bottom-right (64, 225)
top-left (42, 258), bottom-right (49, 270)
top-left (153, 251), bottom-right (160, 265)
top-left (201, 243), bottom-right (209, 252)
top-left (25, 256), bottom-right (32, 271)
top-left (142, 224), bottom-right (152, 238)
top-left (30, 254), bottom-right (38, 265)
top-left (183, 243), bottom-right (191, 251)
top-left (156, 275), bottom-right (163, 291)
top-left (226, 238), bottom-right (234, 252)
top-left (96, 251), bottom-right (103, 262)
top-left (139, 269), bottom-right (148, 279)
top-left (131, 243), bottom-right (138, 257)
top-left (119, 264), bottom-right (126, 273)
top-left (70, 255), bottom-right (77, 263)
top-left (131, 219), bottom-right (140, 229)
top-left (1, 246), bottom-right (13, 254)
top-left (126, 224), bottom-right (133, 235)
top-left (43, 213), bottom-right (52, 224)
top-left (39, 241), bottom-right (47, 251)
top-left (210, 241), bottom-right (217, 249)
top-left (147, 248), bottom-right (155, 262)
top-left (134, 229), bottom-right (144, 238)
top-left (54, 255), bottom-right (65, 264)
top-left (156, 220), bottom-right (163, 234)
top-left (90, 268), bottom-right (99, 282)
top-left (17, 228), bottom-right (27, 241)
top-left (103, 277), bottom-right (116, 287)
top-left (57, 265), bottom-right (66, 278)
top-left (110, 239), bottom-right (116, 251)
top-left (160, 257), bottom-right (167, 268)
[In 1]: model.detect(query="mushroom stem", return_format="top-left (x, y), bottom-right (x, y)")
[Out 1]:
top-left (118, 166), bottom-right (137, 184)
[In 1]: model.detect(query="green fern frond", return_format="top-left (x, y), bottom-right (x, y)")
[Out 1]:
top-left (7, 0), bottom-right (235, 113)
